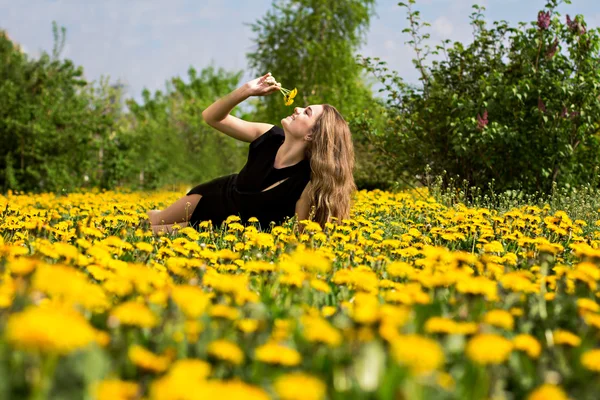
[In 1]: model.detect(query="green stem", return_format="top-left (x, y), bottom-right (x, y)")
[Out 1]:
top-left (30, 353), bottom-right (58, 400)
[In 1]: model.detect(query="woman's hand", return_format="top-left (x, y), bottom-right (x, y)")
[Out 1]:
top-left (244, 72), bottom-right (281, 97)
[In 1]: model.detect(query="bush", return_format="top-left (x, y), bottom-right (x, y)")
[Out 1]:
top-left (359, 0), bottom-right (600, 196)
top-left (0, 24), bottom-right (120, 193)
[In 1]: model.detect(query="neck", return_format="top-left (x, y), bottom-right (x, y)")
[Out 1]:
top-left (276, 136), bottom-right (308, 168)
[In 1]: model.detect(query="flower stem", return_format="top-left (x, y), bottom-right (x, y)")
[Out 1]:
top-left (30, 353), bottom-right (58, 400)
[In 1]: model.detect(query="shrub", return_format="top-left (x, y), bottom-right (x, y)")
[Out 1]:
top-left (359, 0), bottom-right (600, 195)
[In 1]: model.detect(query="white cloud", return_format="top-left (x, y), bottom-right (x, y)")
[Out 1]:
top-left (433, 16), bottom-right (454, 36)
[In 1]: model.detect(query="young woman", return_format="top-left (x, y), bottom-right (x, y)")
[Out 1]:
top-left (147, 72), bottom-right (356, 234)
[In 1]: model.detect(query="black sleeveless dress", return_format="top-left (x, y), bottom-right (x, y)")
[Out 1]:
top-left (186, 125), bottom-right (311, 231)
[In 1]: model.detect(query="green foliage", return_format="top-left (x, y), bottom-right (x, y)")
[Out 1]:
top-left (117, 66), bottom-right (248, 190)
top-left (247, 0), bottom-right (377, 121)
top-left (0, 24), bottom-right (250, 193)
top-left (0, 23), bottom-right (119, 193)
top-left (247, 0), bottom-right (393, 190)
top-left (360, 0), bottom-right (600, 195)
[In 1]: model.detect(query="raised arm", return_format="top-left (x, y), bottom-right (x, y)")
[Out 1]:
top-left (202, 72), bottom-right (281, 143)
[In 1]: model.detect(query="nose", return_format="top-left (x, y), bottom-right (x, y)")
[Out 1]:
top-left (294, 107), bottom-right (301, 115)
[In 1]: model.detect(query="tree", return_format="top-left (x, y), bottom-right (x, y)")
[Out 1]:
top-left (119, 65), bottom-right (249, 189)
top-left (360, 0), bottom-right (600, 196)
top-left (0, 23), bottom-right (119, 192)
top-left (246, 0), bottom-right (393, 189)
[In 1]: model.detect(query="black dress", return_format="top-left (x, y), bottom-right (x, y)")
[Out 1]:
top-left (186, 125), bottom-right (311, 230)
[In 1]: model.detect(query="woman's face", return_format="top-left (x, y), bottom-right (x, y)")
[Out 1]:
top-left (281, 104), bottom-right (324, 141)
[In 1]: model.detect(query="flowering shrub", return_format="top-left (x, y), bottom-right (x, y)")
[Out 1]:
top-left (359, 0), bottom-right (600, 195)
top-left (2, 188), bottom-right (600, 398)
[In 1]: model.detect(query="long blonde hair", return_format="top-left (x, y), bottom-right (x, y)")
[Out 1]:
top-left (304, 104), bottom-right (356, 227)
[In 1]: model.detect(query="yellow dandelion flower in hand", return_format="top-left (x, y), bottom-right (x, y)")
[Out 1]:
top-left (281, 86), bottom-right (298, 106)
top-left (265, 74), bottom-right (298, 106)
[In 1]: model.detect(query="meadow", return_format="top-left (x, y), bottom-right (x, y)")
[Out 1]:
top-left (1, 187), bottom-right (600, 399)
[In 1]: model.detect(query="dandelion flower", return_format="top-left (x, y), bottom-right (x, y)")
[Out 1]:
top-left (7, 305), bottom-right (100, 354)
top-left (265, 74), bottom-right (297, 106)
top-left (513, 334), bottom-right (541, 359)
top-left (110, 301), bottom-right (157, 328)
top-left (255, 342), bottom-right (301, 366)
top-left (128, 345), bottom-right (170, 373)
top-left (94, 380), bottom-right (139, 400)
top-left (207, 339), bottom-right (245, 365)
top-left (391, 334), bottom-right (445, 375)
top-left (581, 349), bottom-right (600, 372)
top-left (466, 334), bottom-right (513, 365)
top-left (527, 384), bottom-right (568, 400)
top-left (274, 372), bottom-right (326, 400)
top-left (483, 309), bottom-right (515, 331)
top-left (553, 330), bottom-right (581, 347)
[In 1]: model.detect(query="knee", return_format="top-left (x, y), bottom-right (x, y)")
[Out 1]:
top-left (147, 210), bottom-right (162, 225)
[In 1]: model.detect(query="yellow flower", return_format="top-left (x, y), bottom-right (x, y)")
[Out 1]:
top-left (128, 345), bottom-right (170, 373)
top-left (577, 298), bottom-right (600, 314)
top-left (150, 359), bottom-right (213, 400)
top-left (425, 317), bottom-right (478, 335)
top-left (255, 342), bottom-right (302, 366)
top-left (135, 242), bottom-right (154, 253)
top-left (291, 248), bottom-right (331, 273)
top-left (279, 86), bottom-right (298, 106)
top-left (167, 358), bottom-right (212, 381)
top-left (209, 304), bottom-right (241, 320)
top-left (526, 384), bottom-right (568, 400)
top-left (0, 276), bottom-right (15, 308)
top-left (322, 306), bottom-right (336, 317)
top-left (391, 334), bottom-right (445, 375)
top-left (310, 279), bottom-right (331, 293)
top-left (185, 320), bottom-right (203, 343)
top-left (301, 315), bottom-right (342, 346)
top-left (94, 379), bottom-right (139, 400)
top-left (274, 372), bottom-right (326, 400)
top-left (483, 309), bottom-right (515, 331)
top-left (436, 372), bottom-right (455, 391)
top-left (207, 339), bottom-right (244, 365)
top-left (513, 334), bottom-right (541, 358)
top-left (6, 305), bottom-right (101, 354)
top-left (171, 285), bottom-right (211, 318)
top-left (9, 257), bottom-right (37, 275)
top-left (483, 240), bottom-right (504, 253)
top-left (466, 334), bottom-right (513, 365)
top-left (237, 319), bottom-right (260, 333)
top-left (386, 261), bottom-right (416, 279)
top-left (456, 276), bottom-right (498, 300)
top-left (581, 349), bottom-right (600, 372)
top-left (553, 329), bottom-right (581, 347)
top-left (110, 301), bottom-right (157, 328)
top-left (33, 263), bottom-right (109, 311)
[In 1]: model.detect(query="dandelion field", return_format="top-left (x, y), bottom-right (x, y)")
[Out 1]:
top-left (2, 188), bottom-right (600, 399)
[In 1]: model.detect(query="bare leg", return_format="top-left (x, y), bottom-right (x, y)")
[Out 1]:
top-left (148, 194), bottom-right (202, 225)
top-left (151, 222), bottom-right (189, 235)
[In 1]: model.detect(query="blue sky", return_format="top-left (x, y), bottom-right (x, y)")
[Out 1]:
top-left (1, 0), bottom-right (599, 101)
